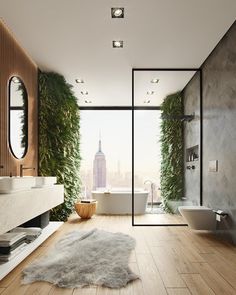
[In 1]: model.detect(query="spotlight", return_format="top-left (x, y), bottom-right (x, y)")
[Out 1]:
top-left (111, 8), bottom-right (124, 18)
top-left (112, 40), bottom-right (123, 48)
top-left (75, 79), bottom-right (84, 83)
top-left (151, 78), bottom-right (159, 84)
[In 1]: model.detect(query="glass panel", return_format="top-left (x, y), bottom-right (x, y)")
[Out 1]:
top-left (133, 70), bottom-right (200, 225)
top-left (9, 76), bottom-right (28, 159)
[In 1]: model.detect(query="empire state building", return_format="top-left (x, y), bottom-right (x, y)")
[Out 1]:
top-left (93, 137), bottom-right (106, 189)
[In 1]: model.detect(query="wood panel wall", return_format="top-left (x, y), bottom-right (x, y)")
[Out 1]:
top-left (0, 20), bottom-right (38, 176)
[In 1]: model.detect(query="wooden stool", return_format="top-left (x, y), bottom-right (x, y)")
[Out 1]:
top-left (75, 201), bottom-right (97, 219)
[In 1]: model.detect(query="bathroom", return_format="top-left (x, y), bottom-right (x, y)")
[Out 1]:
top-left (0, 1), bottom-right (236, 294)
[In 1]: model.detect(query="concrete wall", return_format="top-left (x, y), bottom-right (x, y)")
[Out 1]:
top-left (183, 73), bottom-right (201, 205)
top-left (183, 21), bottom-right (236, 243)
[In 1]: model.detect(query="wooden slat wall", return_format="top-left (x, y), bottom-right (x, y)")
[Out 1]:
top-left (0, 20), bottom-right (38, 176)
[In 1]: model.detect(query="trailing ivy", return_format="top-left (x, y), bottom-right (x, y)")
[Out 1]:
top-left (160, 92), bottom-right (184, 213)
top-left (39, 72), bottom-right (81, 221)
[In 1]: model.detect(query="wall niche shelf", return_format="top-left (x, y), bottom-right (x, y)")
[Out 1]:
top-left (186, 145), bottom-right (199, 163)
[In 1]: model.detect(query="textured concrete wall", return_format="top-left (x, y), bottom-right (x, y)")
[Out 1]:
top-left (183, 73), bottom-right (201, 205)
top-left (183, 21), bottom-right (236, 243)
top-left (202, 21), bottom-right (236, 243)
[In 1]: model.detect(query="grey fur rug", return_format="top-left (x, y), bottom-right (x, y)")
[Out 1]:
top-left (22, 228), bottom-right (138, 288)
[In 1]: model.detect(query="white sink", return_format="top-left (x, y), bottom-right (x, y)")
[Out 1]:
top-left (34, 176), bottom-right (57, 188)
top-left (0, 177), bottom-right (36, 194)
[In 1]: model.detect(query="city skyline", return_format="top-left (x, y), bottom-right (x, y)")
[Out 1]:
top-left (80, 110), bottom-right (162, 198)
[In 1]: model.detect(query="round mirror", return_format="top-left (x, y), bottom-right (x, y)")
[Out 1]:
top-left (9, 76), bottom-right (28, 159)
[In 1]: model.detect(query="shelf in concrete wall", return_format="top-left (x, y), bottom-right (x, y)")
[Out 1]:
top-left (0, 221), bottom-right (63, 281)
top-left (186, 145), bottom-right (199, 162)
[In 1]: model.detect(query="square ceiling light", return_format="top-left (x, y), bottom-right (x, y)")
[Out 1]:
top-left (112, 40), bottom-right (123, 48)
top-left (111, 8), bottom-right (124, 18)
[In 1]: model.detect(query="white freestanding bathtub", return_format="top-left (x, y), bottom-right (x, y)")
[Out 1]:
top-left (92, 190), bottom-right (148, 215)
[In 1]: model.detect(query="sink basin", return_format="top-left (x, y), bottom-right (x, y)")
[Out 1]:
top-left (34, 176), bottom-right (57, 188)
top-left (0, 177), bottom-right (36, 194)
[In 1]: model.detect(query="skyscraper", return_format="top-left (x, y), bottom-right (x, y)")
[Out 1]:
top-left (93, 135), bottom-right (106, 190)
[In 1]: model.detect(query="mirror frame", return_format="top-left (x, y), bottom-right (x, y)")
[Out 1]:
top-left (8, 76), bottom-right (28, 159)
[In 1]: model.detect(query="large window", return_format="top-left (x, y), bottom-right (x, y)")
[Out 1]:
top-left (80, 110), bottom-right (161, 202)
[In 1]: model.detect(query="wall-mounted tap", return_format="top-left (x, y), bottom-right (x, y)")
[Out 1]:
top-left (20, 164), bottom-right (35, 177)
top-left (186, 165), bottom-right (195, 170)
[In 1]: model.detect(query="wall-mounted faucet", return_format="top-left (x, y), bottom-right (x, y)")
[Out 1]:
top-left (186, 165), bottom-right (195, 170)
top-left (20, 164), bottom-right (35, 177)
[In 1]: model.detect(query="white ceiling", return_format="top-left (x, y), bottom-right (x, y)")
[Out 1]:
top-left (0, 0), bottom-right (236, 106)
top-left (134, 70), bottom-right (196, 106)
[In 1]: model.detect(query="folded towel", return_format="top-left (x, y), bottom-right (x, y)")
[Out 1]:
top-left (10, 227), bottom-right (42, 243)
top-left (0, 237), bottom-right (26, 255)
top-left (0, 243), bottom-right (27, 262)
top-left (10, 227), bottom-right (42, 235)
top-left (0, 233), bottom-right (26, 247)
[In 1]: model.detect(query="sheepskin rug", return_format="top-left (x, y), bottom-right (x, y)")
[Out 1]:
top-left (22, 228), bottom-right (138, 288)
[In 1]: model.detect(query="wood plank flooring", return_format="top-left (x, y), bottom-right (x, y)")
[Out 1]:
top-left (0, 214), bottom-right (236, 295)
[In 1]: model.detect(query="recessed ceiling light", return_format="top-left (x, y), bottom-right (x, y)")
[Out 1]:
top-left (111, 8), bottom-right (124, 18)
top-left (144, 99), bottom-right (151, 104)
top-left (112, 40), bottom-right (123, 48)
top-left (75, 79), bottom-right (84, 83)
top-left (147, 91), bottom-right (154, 95)
top-left (85, 99), bottom-right (92, 104)
top-left (81, 91), bottom-right (88, 95)
top-left (151, 78), bottom-right (159, 84)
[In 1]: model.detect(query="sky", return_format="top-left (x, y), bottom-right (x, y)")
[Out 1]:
top-left (80, 110), bottom-right (162, 182)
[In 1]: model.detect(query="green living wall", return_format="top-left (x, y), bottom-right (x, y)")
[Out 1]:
top-left (39, 72), bottom-right (81, 221)
top-left (160, 91), bottom-right (184, 213)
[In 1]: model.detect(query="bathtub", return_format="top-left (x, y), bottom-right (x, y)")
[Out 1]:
top-left (92, 189), bottom-right (148, 215)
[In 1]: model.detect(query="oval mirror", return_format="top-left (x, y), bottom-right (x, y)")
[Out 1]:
top-left (9, 76), bottom-right (28, 159)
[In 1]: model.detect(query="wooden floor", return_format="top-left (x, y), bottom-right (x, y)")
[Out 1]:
top-left (134, 212), bottom-right (186, 224)
top-left (0, 214), bottom-right (236, 295)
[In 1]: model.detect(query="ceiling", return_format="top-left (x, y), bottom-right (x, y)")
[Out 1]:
top-left (1, 0), bottom-right (236, 106)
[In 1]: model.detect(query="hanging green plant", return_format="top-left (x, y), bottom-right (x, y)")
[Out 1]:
top-left (160, 91), bottom-right (184, 213)
top-left (39, 72), bottom-right (81, 221)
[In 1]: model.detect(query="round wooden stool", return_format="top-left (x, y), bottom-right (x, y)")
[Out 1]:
top-left (75, 201), bottom-right (97, 219)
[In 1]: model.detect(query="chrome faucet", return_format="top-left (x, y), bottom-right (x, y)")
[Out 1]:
top-left (20, 164), bottom-right (35, 177)
top-left (144, 180), bottom-right (155, 211)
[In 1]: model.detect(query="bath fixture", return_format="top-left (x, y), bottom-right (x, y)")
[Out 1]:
top-left (34, 176), bottom-right (57, 188)
top-left (92, 190), bottom-right (148, 214)
top-left (162, 113), bottom-right (195, 122)
top-left (186, 165), bottom-right (195, 170)
top-left (20, 164), bottom-right (35, 177)
top-left (111, 8), bottom-right (124, 18)
top-left (150, 78), bottom-right (159, 83)
top-left (0, 176), bottom-right (36, 193)
top-left (213, 209), bottom-right (228, 222)
top-left (144, 180), bottom-right (155, 210)
top-left (0, 165), bottom-right (3, 169)
top-left (112, 41), bottom-right (123, 48)
top-left (84, 99), bottom-right (92, 104)
top-left (144, 99), bottom-right (151, 104)
top-left (75, 79), bottom-right (84, 83)
top-left (178, 206), bottom-right (216, 230)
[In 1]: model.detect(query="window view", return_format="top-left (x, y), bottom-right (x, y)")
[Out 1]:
top-left (80, 110), bottom-right (161, 207)
top-left (80, 110), bottom-right (132, 198)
